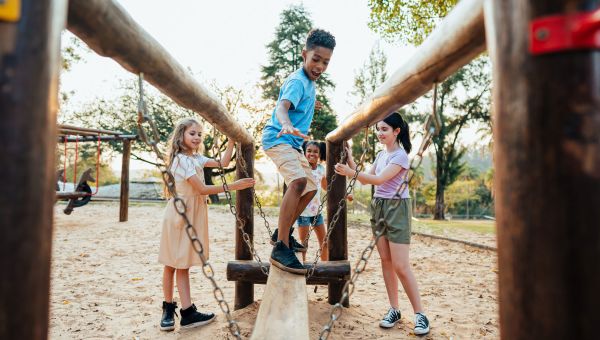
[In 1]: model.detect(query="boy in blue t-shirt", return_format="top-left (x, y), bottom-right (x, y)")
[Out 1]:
top-left (262, 28), bottom-right (336, 274)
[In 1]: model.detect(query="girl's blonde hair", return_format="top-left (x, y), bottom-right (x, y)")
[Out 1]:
top-left (165, 118), bottom-right (204, 170)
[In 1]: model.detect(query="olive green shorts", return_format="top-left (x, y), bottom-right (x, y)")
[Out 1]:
top-left (370, 198), bottom-right (412, 244)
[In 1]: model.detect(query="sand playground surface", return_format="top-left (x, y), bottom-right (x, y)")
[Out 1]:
top-left (50, 202), bottom-right (499, 339)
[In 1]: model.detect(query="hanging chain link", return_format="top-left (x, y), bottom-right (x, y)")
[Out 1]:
top-left (136, 74), bottom-right (242, 339)
top-left (236, 151), bottom-right (274, 238)
top-left (305, 129), bottom-right (370, 278)
top-left (319, 84), bottom-right (441, 340)
top-left (209, 127), bottom-right (270, 276)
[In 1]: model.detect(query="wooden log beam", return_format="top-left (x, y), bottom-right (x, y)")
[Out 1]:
top-left (119, 139), bottom-right (131, 222)
top-left (0, 0), bottom-right (67, 338)
top-left (326, 141), bottom-right (349, 306)
top-left (485, 0), bottom-right (600, 339)
top-left (58, 124), bottom-right (123, 135)
top-left (57, 135), bottom-right (137, 142)
top-left (66, 0), bottom-right (253, 145)
top-left (226, 260), bottom-right (351, 285)
top-left (326, 0), bottom-right (486, 143)
top-left (234, 143), bottom-right (254, 309)
top-left (55, 191), bottom-right (90, 200)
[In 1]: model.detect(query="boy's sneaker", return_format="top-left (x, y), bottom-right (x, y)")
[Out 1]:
top-left (160, 301), bottom-right (178, 331)
top-left (180, 304), bottom-right (215, 329)
top-left (270, 240), bottom-right (307, 275)
top-left (270, 228), bottom-right (307, 253)
top-left (379, 307), bottom-right (401, 328)
top-left (414, 312), bottom-right (430, 335)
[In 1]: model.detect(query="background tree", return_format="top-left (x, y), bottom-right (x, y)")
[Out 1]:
top-left (60, 77), bottom-right (265, 202)
top-left (349, 43), bottom-right (388, 197)
top-left (367, 0), bottom-right (458, 45)
top-left (260, 4), bottom-right (337, 140)
top-left (427, 57), bottom-right (491, 219)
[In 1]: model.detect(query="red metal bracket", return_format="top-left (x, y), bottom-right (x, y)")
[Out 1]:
top-left (530, 8), bottom-right (600, 55)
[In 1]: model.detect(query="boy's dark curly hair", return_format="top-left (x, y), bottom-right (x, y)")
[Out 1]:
top-left (306, 28), bottom-right (336, 51)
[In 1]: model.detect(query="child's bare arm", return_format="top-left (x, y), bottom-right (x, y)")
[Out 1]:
top-left (187, 175), bottom-right (255, 195)
top-left (334, 163), bottom-right (403, 186)
top-left (204, 140), bottom-right (236, 168)
top-left (275, 100), bottom-right (308, 139)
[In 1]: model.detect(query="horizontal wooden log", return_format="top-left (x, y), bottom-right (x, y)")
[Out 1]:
top-left (227, 260), bottom-right (350, 285)
top-left (58, 124), bottom-right (122, 135)
top-left (55, 191), bottom-right (89, 200)
top-left (326, 0), bottom-right (486, 143)
top-left (57, 135), bottom-right (137, 142)
top-left (66, 0), bottom-right (253, 145)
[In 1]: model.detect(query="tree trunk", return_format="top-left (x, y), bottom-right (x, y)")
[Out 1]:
top-left (434, 150), bottom-right (446, 220)
top-left (434, 180), bottom-right (445, 220)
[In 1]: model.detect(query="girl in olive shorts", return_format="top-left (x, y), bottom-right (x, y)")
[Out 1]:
top-left (334, 112), bottom-right (430, 335)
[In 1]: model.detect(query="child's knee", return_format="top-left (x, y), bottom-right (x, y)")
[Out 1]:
top-left (394, 262), bottom-right (411, 277)
top-left (289, 177), bottom-right (308, 193)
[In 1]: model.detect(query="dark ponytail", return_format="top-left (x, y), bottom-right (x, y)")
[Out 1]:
top-left (383, 112), bottom-right (412, 153)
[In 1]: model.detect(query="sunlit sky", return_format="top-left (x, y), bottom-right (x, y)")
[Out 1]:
top-left (60, 0), bottom-right (415, 121)
top-left (60, 0), bottom-right (487, 174)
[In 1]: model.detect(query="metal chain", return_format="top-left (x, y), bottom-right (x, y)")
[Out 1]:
top-left (236, 152), bottom-right (274, 237)
top-left (209, 127), bottom-right (270, 276)
top-left (136, 74), bottom-right (242, 339)
top-left (319, 83), bottom-right (441, 340)
top-left (305, 130), bottom-right (370, 278)
top-left (302, 127), bottom-right (370, 249)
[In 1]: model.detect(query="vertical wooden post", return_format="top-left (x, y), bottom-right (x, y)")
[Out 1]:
top-left (326, 141), bottom-right (349, 306)
top-left (485, 1), bottom-right (600, 339)
top-left (234, 143), bottom-right (254, 309)
top-left (119, 139), bottom-right (131, 222)
top-left (0, 0), bottom-right (67, 338)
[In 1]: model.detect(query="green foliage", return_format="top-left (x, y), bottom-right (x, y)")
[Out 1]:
top-left (423, 57), bottom-right (491, 219)
top-left (349, 43), bottom-right (388, 163)
top-left (367, 0), bottom-right (459, 45)
top-left (260, 4), bottom-right (338, 140)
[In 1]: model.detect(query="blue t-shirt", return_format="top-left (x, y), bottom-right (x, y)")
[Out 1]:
top-left (262, 68), bottom-right (316, 151)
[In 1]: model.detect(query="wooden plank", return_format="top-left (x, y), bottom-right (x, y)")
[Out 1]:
top-left (325, 141), bottom-right (349, 306)
top-left (56, 191), bottom-right (90, 200)
top-left (227, 260), bottom-right (351, 285)
top-left (57, 135), bottom-right (137, 142)
top-left (234, 143), bottom-right (254, 309)
top-left (58, 124), bottom-right (122, 135)
top-left (485, 1), bottom-right (600, 339)
top-left (66, 0), bottom-right (253, 145)
top-left (326, 0), bottom-right (486, 143)
top-left (0, 0), bottom-right (67, 338)
top-left (250, 265), bottom-right (309, 340)
top-left (119, 139), bottom-right (131, 222)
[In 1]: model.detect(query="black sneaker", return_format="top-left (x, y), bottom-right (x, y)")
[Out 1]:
top-left (270, 228), bottom-right (307, 253)
top-left (414, 312), bottom-right (430, 335)
top-left (270, 240), bottom-right (307, 275)
top-left (180, 304), bottom-right (215, 329)
top-left (160, 301), bottom-right (178, 331)
top-left (379, 307), bottom-right (401, 328)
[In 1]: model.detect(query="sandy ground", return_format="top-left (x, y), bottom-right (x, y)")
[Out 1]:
top-left (50, 202), bottom-right (499, 339)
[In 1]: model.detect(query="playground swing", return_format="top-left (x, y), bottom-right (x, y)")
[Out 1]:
top-left (55, 133), bottom-right (102, 215)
